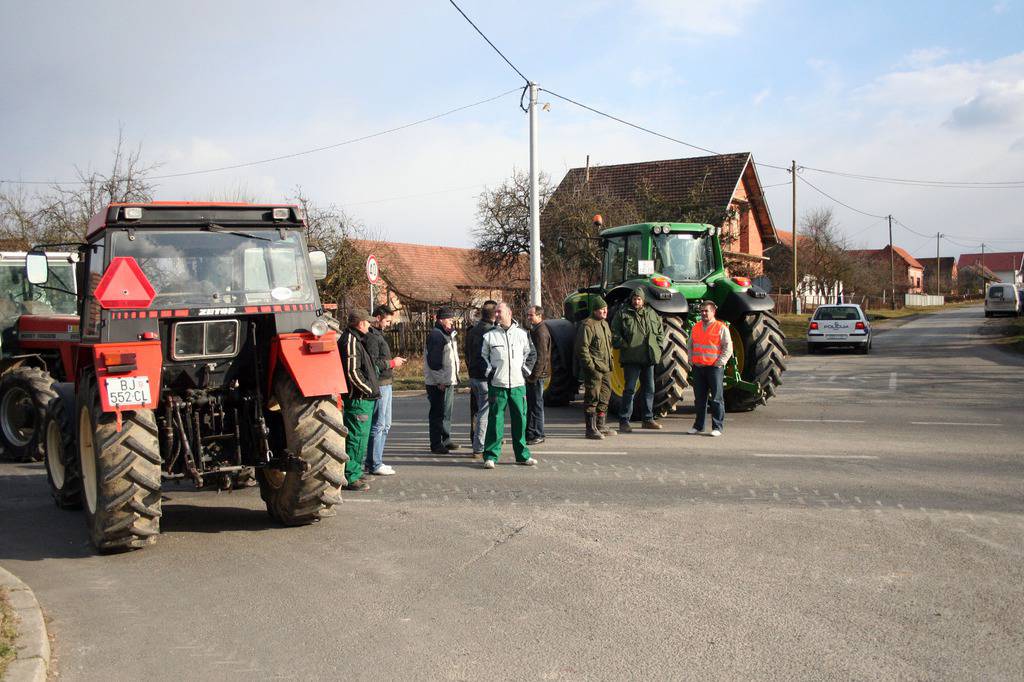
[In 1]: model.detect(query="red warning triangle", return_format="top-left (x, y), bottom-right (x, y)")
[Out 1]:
top-left (94, 257), bottom-right (156, 309)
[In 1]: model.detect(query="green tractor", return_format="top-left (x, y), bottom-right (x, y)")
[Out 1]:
top-left (544, 221), bottom-right (787, 416)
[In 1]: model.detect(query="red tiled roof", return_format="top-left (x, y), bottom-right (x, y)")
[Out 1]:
top-left (847, 245), bottom-right (924, 270)
top-left (773, 229), bottom-right (812, 249)
top-left (957, 251), bottom-right (1024, 272)
top-left (350, 239), bottom-right (527, 304)
top-left (544, 152), bottom-right (777, 246)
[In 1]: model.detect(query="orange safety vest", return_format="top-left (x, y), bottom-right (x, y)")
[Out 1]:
top-left (691, 320), bottom-right (725, 366)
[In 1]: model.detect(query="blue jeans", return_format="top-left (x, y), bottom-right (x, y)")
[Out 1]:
top-left (525, 380), bottom-right (545, 440)
top-left (691, 365), bottom-right (724, 431)
top-left (469, 378), bottom-right (490, 453)
top-left (619, 364), bottom-right (655, 422)
top-left (365, 384), bottom-right (392, 472)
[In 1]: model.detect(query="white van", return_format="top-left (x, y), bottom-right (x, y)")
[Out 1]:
top-left (984, 283), bottom-right (1020, 317)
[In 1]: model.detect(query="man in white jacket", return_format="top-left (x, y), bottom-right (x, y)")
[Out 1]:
top-left (480, 302), bottom-right (538, 469)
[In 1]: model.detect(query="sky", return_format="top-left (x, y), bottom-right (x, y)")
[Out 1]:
top-left (1, 0), bottom-right (1023, 261)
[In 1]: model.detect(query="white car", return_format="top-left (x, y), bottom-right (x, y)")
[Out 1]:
top-left (807, 304), bottom-right (872, 354)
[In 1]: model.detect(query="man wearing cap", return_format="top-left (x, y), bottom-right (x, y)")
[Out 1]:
top-left (424, 306), bottom-right (461, 454)
top-left (340, 309), bottom-right (381, 491)
top-left (480, 302), bottom-right (537, 468)
top-left (365, 305), bottom-right (406, 476)
top-left (465, 300), bottom-right (497, 456)
top-left (611, 286), bottom-right (665, 432)
top-left (687, 300), bottom-right (733, 437)
top-left (574, 296), bottom-right (615, 440)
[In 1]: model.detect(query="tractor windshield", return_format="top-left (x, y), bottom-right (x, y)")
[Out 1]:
top-left (0, 262), bottom-right (77, 319)
top-left (110, 229), bottom-right (315, 307)
top-left (652, 233), bottom-right (714, 281)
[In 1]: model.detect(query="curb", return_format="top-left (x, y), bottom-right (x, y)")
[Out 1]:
top-left (0, 566), bottom-right (49, 682)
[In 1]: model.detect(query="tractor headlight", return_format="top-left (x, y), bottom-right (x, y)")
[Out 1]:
top-left (310, 318), bottom-right (329, 337)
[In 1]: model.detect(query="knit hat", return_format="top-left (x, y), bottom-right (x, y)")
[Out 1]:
top-left (437, 306), bottom-right (456, 320)
top-left (348, 308), bottom-right (371, 324)
top-left (591, 295), bottom-right (608, 310)
top-left (631, 286), bottom-right (646, 300)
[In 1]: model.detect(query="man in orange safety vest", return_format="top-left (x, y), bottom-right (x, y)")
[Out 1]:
top-left (687, 300), bottom-right (733, 437)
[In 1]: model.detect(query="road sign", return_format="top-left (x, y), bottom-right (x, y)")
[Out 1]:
top-left (365, 255), bottom-right (380, 284)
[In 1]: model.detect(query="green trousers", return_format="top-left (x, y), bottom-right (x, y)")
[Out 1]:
top-left (343, 397), bottom-right (375, 483)
top-left (483, 385), bottom-right (530, 463)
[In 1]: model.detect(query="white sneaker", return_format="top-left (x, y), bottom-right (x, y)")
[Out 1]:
top-left (687, 427), bottom-right (701, 435)
top-left (517, 458), bottom-right (538, 466)
top-left (482, 460), bottom-right (496, 469)
top-left (371, 465), bottom-right (396, 476)
top-left (710, 429), bottom-right (722, 437)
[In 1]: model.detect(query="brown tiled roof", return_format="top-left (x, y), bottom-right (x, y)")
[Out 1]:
top-left (773, 229), bottom-right (812, 249)
top-left (544, 152), bottom-right (777, 245)
top-left (350, 239), bottom-right (527, 305)
top-left (847, 245), bottom-right (924, 270)
top-left (957, 251), bottom-right (1024, 272)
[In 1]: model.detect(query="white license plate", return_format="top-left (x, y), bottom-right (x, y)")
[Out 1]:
top-left (826, 334), bottom-right (846, 340)
top-left (105, 376), bottom-right (151, 407)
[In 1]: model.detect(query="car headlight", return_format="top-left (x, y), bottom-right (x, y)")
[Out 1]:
top-left (310, 318), bottom-right (329, 337)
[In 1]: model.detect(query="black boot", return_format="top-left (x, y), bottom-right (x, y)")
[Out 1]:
top-left (618, 419), bottom-right (633, 433)
top-left (597, 412), bottom-right (616, 436)
top-left (585, 413), bottom-right (604, 440)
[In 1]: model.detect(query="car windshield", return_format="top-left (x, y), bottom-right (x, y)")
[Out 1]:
top-left (652, 233), bottom-right (713, 281)
top-left (109, 229), bottom-right (314, 307)
top-left (0, 262), bottom-right (77, 318)
top-left (814, 306), bottom-right (861, 321)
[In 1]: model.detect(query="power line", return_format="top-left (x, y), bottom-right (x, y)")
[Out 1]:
top-left (800, 165), bottom-right (1024, 189)
top-left (892, 218), bottom-right (931, 239)
top-left (0, 88), bottom-right (521, 186)
top-left (796, 174), bottom-right (888, 219)
top-left (447, 0), bottom-right (529, 84)
top-left (541, 89), bottom-right (721, 156)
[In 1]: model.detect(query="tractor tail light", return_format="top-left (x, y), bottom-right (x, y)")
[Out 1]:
top-left (304, 340), bottom-right (332, 354)
top-left (102, 352), bottom-right (138, 374)
top-left (733, 276), bottom-right (751, 288)
top-left (809, 322), bottom-right (818, 330)
top-left (650, 275), bottom-right (671, 288)
top-left (855, 321), bottom-right (866, 330)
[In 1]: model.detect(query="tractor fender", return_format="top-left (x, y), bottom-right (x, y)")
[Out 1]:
top-left (715, 287), bottom-right (776, 321)
top-left (267, 331), bottom-right (347, 399)
top-left (0, 354), bottom-right (48, 376)
top-left (606, 281), bottom-right (689, 315)
top-left (92, 341), bottom-right (163, 412)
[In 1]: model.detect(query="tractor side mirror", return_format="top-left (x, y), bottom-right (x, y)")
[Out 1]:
top-left (308, 250), bottom-right (328, 280)
top-left (25, 252), bottom-right (48, 285)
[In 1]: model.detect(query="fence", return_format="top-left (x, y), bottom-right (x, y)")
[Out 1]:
top-left (383, 320), bottom-right (469, 359)
top-left (904, 294), bottom-right (945, 307)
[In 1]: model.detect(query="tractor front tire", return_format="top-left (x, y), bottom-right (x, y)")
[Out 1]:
top-left (724, 312), bottom-right (788, 412)
top-left (258, 371), bottom-right (348, 526)
top-left (77, 372), bottom-right (162, 552)
top-left (543, 319), bottom-right (580, 406)
top-left (0, 366), bottom-right (58, 462)
top-left (652, 314), bottom-right (691, 418)
top-left (44, 383), bottom-right (81, 509)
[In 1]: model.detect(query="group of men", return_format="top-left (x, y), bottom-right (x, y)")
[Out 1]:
top-left (335, 290), bottom-right (732, 490)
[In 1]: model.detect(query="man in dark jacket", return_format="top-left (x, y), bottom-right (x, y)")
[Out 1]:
top-left (340, 309), bottom-right (381, 491)
top-left (524, 305), bottom-right (551, 444)
top-left (611, 286), bottom-right (665, 432)
top-left (424, 306), bottom-right (461, 454)
top-left (365, 305), bottom-right (406, 476)
top-left (465, 300), bottom-right (497, 455)
top-left (574, 296), bottom-right (615, 440)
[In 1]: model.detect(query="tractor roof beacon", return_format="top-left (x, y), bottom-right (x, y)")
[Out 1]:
top-left (24, 202), bottom-right (350, 552)
top-left (544, 221), bottom-right (788, 416)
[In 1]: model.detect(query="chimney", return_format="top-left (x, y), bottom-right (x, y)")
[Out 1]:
top-left (585, 155), bottom-right (590, 183)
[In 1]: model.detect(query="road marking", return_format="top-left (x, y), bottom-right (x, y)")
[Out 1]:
top-left (889, 372), bottom-right (898, 391)
top-left (751, 453), bottom-right (879, 460)
top-left (536, 450), bottom-right (627, 455)
top-left (798, 387), bottom-right (857, 391)
top-left (778, 419), bottom-right (866, 423)
top-left (909, 421), bottom-right (1002, 427)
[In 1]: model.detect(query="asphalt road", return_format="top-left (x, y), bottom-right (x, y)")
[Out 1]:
top-left (1, 305), bottom-right (1022, 680)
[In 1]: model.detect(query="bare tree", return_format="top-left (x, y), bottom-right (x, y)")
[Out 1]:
top-left (472, 169), bottom-right (553, 275)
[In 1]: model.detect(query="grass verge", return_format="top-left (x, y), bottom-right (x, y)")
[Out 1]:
top-left (0, 587), bottom-right (17, 678)
top-left (391, 355), bottom-right (469, 391)
top-left (981, 314), bottom-right (1024, 355)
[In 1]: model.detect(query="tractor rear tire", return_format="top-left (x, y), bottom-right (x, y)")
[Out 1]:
top-left (543, 319), bottom-right (580, 406)
top-left (0, 366), bottom-right (58, 462)
top-left (652, 314), bottom-right (691, 418)
top-left (724, 312), bottom-right (788, 412)
top-left (257, 371), bottom-right (348, 526)
top-left (77, 372), bottom-right (162, 552)
top-left (44, 383), bottom-right (81, 509)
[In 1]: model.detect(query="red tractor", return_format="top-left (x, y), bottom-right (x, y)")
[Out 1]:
top-left (25, 202), bottom-right (349, 551)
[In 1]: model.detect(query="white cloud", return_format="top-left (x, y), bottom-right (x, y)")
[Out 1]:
top-left (899, 47), bottom-right (951, 69)
top-left (752, 88), bottom-right (771, 107)
top-left (992, 2), bottom-right (1009, 14)
top-left (633, 0), bottom-right (761, 36)
top-left (947, 79), bottom-right (1024, 129)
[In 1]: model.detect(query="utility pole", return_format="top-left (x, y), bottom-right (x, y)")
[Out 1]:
top-left (791, 160), bottom-right (798, 314)
top-left (528, 81), bottom-right (541, 307)
top-left (888, 215), bottom-right (896, 309)
top-left (935, 232), bottom-right (942, 296)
